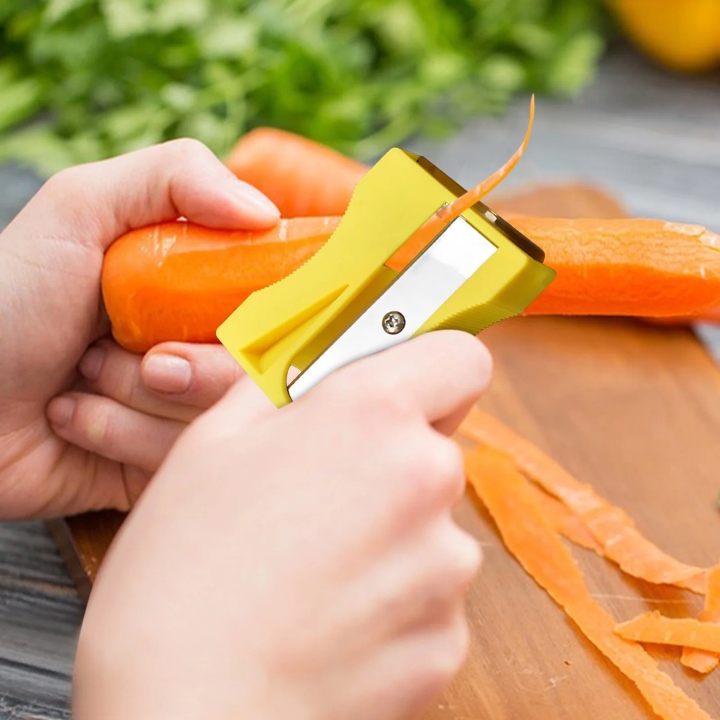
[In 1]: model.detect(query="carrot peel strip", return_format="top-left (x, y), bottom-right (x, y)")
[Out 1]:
top-left (437, 95), bottom-right (535, 224)
top-left (465, 445), bottom-right (713, 720)
top-left (615, 611), bottom-right (720, 654)
top-left (682, 567), bottom-right (720, 673)
top-left (458, 408), bottom-right (707, 593)
top-left (523, 480), bottom-right (603, 553)
top-left (386, 96), bottom-right (535, 272)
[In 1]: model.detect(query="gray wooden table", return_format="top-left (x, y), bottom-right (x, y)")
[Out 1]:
top-left (1, 45), bottom-right (719, 719)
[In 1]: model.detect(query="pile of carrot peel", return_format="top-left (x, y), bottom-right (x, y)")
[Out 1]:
top-left (457, 408), bottom-right (720, 719)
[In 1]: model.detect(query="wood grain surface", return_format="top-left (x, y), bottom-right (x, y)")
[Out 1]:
top-left (423, 315), bottom-right (720, 719)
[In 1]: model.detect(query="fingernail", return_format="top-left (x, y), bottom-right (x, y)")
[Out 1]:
top-left (47, 397), bottom-right (76, 428)
top-left (79, 346), bottom-right (105, 380)
top-left (232, 183), bottom-right (280, 220)
top-left (143, 354), bottom-right (192, 394)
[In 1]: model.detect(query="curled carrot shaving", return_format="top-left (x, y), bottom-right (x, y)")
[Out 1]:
top-left (458, 408), bottom-right (707, 593)
top-left (465, 445), bottom-right (713, 720)
top-left (386, 96), bottom-right (535, 273)
top-left (437, 95), bottom-right (535, 225)
top-left (615, 611), bottom-right (720, 654)
top-left (681, 566), bottom-right (720, 673)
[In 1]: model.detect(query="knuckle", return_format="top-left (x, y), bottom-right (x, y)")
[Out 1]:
top-left (321, 363), bottom-right (411, 423)
top-left (448, 532), bottom-right (483, 589)
top-left (463, 338), bottom-right (493, 393)
top-left (412, 437), bottom-right (465, 503)
top-left (95, 345), bottom-right (141, 407)
top-left (429, 525), bottom-right (482, 591)
top-left (77, 399), bottom-right (113, 448)
top-left (444, 332), bottom-right (493, 393)
top-left (161, 136), bottom-right (215, 162)
top-left (445, 616), bottom-right (471, 671)
top-left (43, 164), bottom-right (88, 198)
top-left (422, 618), bottom-right (470, 692)
top-left (104, 348), bottom-right (132, 394)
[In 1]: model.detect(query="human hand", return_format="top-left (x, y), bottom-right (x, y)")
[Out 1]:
top-left (47, 337), bottom-right (246, 483)
top-left (73, 330), bottom-right (491, 720)
top-left (0, 139), bottom-right (280, 520)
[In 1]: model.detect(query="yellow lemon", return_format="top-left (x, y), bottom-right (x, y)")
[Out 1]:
top-left (610, 0), bottom-right (720, 72)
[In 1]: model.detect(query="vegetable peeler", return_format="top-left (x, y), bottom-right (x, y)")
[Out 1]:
top-left (216, 148), bottom-right (556, 408)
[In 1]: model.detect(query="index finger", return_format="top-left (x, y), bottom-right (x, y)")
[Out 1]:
top-left (326, 330), bottom-right (493, 429)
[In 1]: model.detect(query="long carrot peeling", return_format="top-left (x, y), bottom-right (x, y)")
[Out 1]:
top-left (465, 445), bottom-right (713, 720)
top-left (682, 567), bottom-right (720, 674)
top-left (385, 96), bottom-right (535, 273)
top-left (615, 611), bottom-right (720, 655)
top-left (458, 408), bottom-right (707, 594)
top-left (524, 480), bottom-right (603, 553)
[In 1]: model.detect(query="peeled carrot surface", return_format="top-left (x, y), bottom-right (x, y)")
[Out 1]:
top-left (458, 408), bottom-right (707, 594)
top-left (104, 102), bottom-right (720, 351)
top-left (615, 612), bottom-right (720, 654)
top-left (222, 124), bottom-right (720, 327)
top-left (103, 106), bottom-right (538, 353)
top-left (682, 567), bottom-right (720, 673)
top-left (465, 445), bottom-right (713, 720)
top-left (519, 218), bottom-right (720, 317)
top-left (523, 481), bottom-right (603, 553)
top-left (102, 215), bottom-right (720, 353)
top-left (225, 127), bottom-right (367, 218)
top-left (102, 218), bottom-right (340, 353)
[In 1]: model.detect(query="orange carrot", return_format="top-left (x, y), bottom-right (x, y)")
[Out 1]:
top-left (103, 101), bottom-right (720, 353)
top-left (458, 408), bottom-right (707, 593)
top-left (225, 127), bottom-right (367, 218)
top-left (386, 96), bottom-right (535, 273)
top-left (465, 445), bottom-right (713, 720)
top-left (516, 218), bottom-right (720, 317)
top-left (222, 125), bottom-right (720, 317)
top-left (101, 215), bottom-right (720, 353)
top-left (101, 217), bottom-right (340, 353)
top-left (101, 109), bottom-right (536, 353)
top-left (524, 481), bottom-right (604, 553)
top-left (682, 567), bottom-right (720, 673)
top-left (615, 611), bottom-right (720, 654)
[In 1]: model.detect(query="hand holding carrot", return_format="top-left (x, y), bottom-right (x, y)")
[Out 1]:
top-left (49, 338), bottom-right (248, 477)
top-left (0, 138), bottom-right (280, 519)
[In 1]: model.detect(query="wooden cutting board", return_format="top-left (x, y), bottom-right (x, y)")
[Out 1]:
top-left (46, 183), bottom-right (720, 719)
top-left (426, 315), bottom-right (720, 719)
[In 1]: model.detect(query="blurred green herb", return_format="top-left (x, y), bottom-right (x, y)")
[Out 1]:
top-left (0, 0), bottom-right (610, 174)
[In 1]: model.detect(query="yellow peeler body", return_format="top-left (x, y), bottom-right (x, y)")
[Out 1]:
top-left (216, 148), bottom-right (556, 408)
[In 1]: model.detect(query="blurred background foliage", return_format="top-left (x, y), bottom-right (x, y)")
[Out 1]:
top-left (0, 0), bottom-right (616, 174)
top-left (4, 0), bottom-right (717, 176)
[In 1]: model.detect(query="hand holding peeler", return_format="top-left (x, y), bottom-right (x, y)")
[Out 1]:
top-left (216, 147), bottom-right (556, 408)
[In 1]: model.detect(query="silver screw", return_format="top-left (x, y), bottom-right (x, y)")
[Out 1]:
top-left (382, 311), bottom-right (406, 335)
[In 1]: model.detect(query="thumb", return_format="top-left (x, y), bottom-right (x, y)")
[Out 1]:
top-left (6, 137), bottom-right (280, 252)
